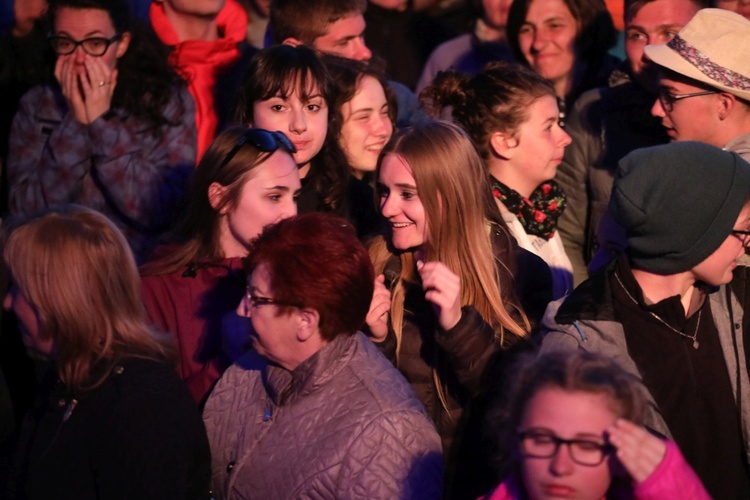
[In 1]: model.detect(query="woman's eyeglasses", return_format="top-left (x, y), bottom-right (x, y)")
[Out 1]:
top-left (49, 34), bottom-right (122, 57)
top-left (218, 129), bottom-right (297, 171)
top-left (518, 429), bottom-right (614, 466)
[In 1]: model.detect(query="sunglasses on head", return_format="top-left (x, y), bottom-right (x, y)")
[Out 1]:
top-left (218, 129), bottom-right (297, 170)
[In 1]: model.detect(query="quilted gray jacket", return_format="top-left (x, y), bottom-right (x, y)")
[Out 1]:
top-left (203, 332), bottom-right (443, 499)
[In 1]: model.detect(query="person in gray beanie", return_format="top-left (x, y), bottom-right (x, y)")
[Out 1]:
top-left (538, 141), bottom-right (750, 498)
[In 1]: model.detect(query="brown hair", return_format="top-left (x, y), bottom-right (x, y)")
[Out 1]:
top-left (269, 0), bottom-right (367, 45)
top-left (4, 206), bottom-right (175, 394)
top-left (421, 62), bottom-right (555, 163)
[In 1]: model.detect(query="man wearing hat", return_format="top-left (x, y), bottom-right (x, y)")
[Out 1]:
top-left (648, 8), bottom-right (750, 159)
top-left (540, 142), bottom-right (750, 498)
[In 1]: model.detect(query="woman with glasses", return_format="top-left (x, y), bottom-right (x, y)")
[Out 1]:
top-left (203, 212), bottom-right (442, 499)
top-left (480, 350), bottom-right (709, 499)
top-left (6, 0), bottom-right (194, 260)
top-left (140, 126), bottom-right (300, 406)
top-left (4, 206), bottom-right (210, 498)
top-left (540, 142), bottom-right (750, 498)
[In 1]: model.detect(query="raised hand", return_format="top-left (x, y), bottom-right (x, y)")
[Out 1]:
top-left (417, 260), bottom-right (462, 330)
top-left (607, 418), bottom-right (667, 483)
top-left (365, 274), bottom-right (391, 342)
top-left (55, 55), bottom-right (88, 124)
top-left (80, 56), bottom-right (117, 123)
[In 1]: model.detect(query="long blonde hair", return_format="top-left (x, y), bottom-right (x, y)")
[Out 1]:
top-left (370, 121), bottom-right (529, 360)
top-left (4, 206), bottom-right (175, 394)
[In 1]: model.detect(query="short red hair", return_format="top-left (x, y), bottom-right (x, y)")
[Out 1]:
top-left (244, 213), bottom-right (374, 340)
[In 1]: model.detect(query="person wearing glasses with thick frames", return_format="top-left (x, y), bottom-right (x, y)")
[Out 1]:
top-left (7, 0), bottom-right (195, 261)
top-left (140, 126), bottom-right (300, 406)
top-left (646, 9), bottom-right (750, 160)
top-left (480, 350), bottom-right (709, 500)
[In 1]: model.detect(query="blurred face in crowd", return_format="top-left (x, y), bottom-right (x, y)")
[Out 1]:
top-left (313, 13), bottom-right (372, 61)
top-left (483, 0), bottom-right (514, 30)
top-left (624, 0), bottom-right (701, 92)
top-left (378, 154), bottom-right (429, 252)
top-left (716, 0), bottom-right (750, 21)
top-left (251, 79), bottom-right (329, 177)
top-left (163, 0), bottom-right (226, 18)
top-left (213, 150), bottom-right (301, 258)
top-left (519, 388), bottom-right (618, 500)
top-left (517, 0), bottom-right (578, 96)
top-left (340, 76), bottom-right (393, 178)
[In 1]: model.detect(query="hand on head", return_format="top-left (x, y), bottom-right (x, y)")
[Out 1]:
top-left (607, 418), bottom-right (667, 483)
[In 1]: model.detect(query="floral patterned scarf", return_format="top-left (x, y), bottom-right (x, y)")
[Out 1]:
top-left (491, 176), bottom-right (567, 240)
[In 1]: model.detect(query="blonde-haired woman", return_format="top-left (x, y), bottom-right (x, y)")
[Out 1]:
top-left (4, 206), bottom-right (210, 498)
top-left (367, 120), bottom-right (545, 499)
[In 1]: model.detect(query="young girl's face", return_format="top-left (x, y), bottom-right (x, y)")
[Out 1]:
top-left (339, 75), bottom-right (393, 179)
top-left (378, 154), bottom-right (428, 252)
top-left (518, 387), bottom-right (617, 500)
top-left (251, 83), bottom-right (329, 176)
top-left (506, 95), bottom-right (570, 197)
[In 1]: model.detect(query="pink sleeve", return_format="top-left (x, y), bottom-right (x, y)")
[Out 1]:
top-left (634, 441), bottom-right (711, 500)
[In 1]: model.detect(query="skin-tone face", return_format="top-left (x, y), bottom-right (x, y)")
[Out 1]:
top-left (241, 263), bottom-right (303, 370)
top-left (691, 203), bottom-right (750, 286)
top-left (251, 83), bottom-right (329, 178)
top-left (162, 0), bottom-right (226, 41)
top-left (164, 0), bottom-right (226, 17)
top-left (651, 74), bottom-right (724, 144)
top-left (313, 13), bottom-right (372, 61)
top-left (520, 388), bottom-right (618, 500)
top-left (340, 76), bottom-right (393, 178)
top-left (4, 285), bottom-right (55, 359)
top-left (624, 0), bottom-right (701, 92)
top-left (378, 154), bottom-right (428, 252)
top-left (492, 95), bottom-right (571, 198)
top-left (517, 0), bottom-right (578, 97)
top-left (211, 150), bottom-right (301, 258)
top-left (483, 0), bottom-right (514, 31)
top-left (53, 7), bottom-right (130, 124)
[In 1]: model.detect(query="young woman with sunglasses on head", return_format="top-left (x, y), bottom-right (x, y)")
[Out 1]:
top-left (140, 126), bottom-right (300, 406)
top-left (6, 0), bottom-right (195, 261)
top-left (480, 350), bottom-right (709, 500)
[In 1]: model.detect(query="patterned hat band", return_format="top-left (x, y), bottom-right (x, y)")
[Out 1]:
top-left (667, 34), bottom-right (750, 91)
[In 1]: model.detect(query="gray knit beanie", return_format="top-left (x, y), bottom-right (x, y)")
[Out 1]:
top-left (610, 141), bottom-right (750, 274)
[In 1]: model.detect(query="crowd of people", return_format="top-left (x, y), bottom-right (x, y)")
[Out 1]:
top-left (1, 0), bottom-right (750, 498)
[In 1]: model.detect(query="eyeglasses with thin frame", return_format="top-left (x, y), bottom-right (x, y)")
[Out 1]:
top-left (48, 34), bottom-right (122, 56)
top-left (731, 229), bottom-right (750, 247)
top-left (518, 429), bottom-right (614, 466)
top-left (245, 285), bottom-right (301, 310)
top-left (218, 129), bottom-right (298, 171)
top-left (657, 88), bottom-right (719, 113)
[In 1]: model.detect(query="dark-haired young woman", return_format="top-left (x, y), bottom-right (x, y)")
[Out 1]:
top-left (7, 0), bottom-right (195, 260)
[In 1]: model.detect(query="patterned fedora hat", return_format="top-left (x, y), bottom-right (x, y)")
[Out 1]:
top-left (645, 8), bottom-right (750, 101)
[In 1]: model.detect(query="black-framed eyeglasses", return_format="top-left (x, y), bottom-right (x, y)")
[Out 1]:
top-left (518, 429), bottom-right (614, 466)
top-left (657, 88), bottom-right (718, 113)
top-left (48, 34), bottom-right (122, 56)
top-left (218, 129), bottom-right (297, 171)
top-left (245, 286), bottom-right (301, 310)
top-left (731, 229), bottom-right (750, 247)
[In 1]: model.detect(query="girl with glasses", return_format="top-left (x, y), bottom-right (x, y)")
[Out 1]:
top-left (6, 0), bottom-right (195, 261)
top-left (4, 206), bottom-right (210, 498)
top-left (480, 350), bottom-right (709, 499)
top-left (140, 126), bottom-right (300, 406)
